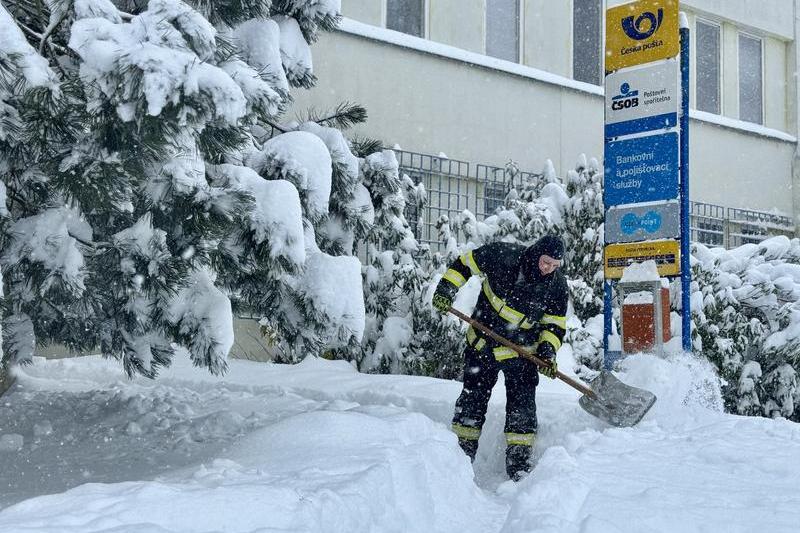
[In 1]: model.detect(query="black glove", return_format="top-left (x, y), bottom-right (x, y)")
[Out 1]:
top-left (432, 283), bottom-right (456, 314)
top-left (536, 341), bottom-right (558, 378)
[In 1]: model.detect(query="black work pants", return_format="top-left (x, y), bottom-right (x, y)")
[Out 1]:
top-left (452, 344), bottom-right (539, 441)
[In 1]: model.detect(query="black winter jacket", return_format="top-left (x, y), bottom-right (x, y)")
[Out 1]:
top-left (437, 240), bottom-right (568, 360)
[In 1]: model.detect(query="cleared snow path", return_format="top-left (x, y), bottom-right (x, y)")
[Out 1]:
top-left (0, 353), bottom-right (798, 533)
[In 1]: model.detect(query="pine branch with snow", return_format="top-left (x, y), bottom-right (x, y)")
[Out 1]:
top-left (0, 0), bottom-right (368, 377)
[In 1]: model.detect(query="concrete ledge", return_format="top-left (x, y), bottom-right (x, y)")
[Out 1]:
top-left (691, 110), bottom-right (798, 143)
top-left (28, 317), bottom-right (277, 364)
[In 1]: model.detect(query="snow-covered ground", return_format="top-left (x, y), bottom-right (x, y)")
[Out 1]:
top-left (0, 352), bottom-right (798, 533)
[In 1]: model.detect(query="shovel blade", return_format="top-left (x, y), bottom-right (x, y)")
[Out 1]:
top-left (578, 371), bottom-right (656, 428)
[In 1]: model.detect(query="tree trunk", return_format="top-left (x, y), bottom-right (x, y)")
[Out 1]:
top-left (0, 363), bottom-right (14, 398)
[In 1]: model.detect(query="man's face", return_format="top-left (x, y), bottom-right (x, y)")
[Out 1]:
top-left (538, 254), bottom-right (561, 276)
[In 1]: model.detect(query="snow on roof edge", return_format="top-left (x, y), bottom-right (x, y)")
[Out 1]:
top-left (337, 18), bottom-right (605, 97)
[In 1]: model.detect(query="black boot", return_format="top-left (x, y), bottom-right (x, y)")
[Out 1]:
top-left (458, 438), bottom-right (479, 462)
top-left (505, 444), bottom-right (532, 481)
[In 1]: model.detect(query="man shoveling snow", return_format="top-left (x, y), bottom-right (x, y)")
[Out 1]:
top-left (432, 235), bottom-right (568, 480)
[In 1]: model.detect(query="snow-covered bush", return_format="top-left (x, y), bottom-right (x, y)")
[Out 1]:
top-left (0, 0), bottom-right (370, 376)
top-left (691, 238), bottom-right (800, 420)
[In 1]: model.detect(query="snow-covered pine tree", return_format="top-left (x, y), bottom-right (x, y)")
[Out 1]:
top-left (352, 149), bottom-right (423, 372)
top-left (402, 215), bottom-right (468, 379)
top-left (690, 248), bottom-right (768, 414)
top-left (0, 263), bottom-right (8, 395)
top-left (0, 178), bottom-right (5, 389)
top-left (354, 154), bottom-right (467, 377)
top-left (1, 0), bottom-right (366, 377)
top-left (297, 114), bottom-right (372, 257)
top-left (559, 156), bottom-right (605, 373)
top-left (561, 155), bottom-right (604, 318)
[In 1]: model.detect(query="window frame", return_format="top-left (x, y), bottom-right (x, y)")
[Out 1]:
top-left (484, 0), bottom-right (523, 64)
top-left (694, 18), bottom-right (722, 115)
top-left (483, 180), bottom-right (508, 216)
top-left (737, 31), bottom-right (764, 125)
top-left (571, 0), bottom-right (603, 86)
top-left (384, 0), bottom-right (428, 39)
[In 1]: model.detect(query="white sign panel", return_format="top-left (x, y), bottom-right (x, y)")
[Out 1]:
top-left (605, 60), bottom-right (679, 138)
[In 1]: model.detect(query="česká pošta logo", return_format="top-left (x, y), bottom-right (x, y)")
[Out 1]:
top-left (620, 8), bottom-right (664, 55)
top-left (622, 8), bottom-right (664, 40)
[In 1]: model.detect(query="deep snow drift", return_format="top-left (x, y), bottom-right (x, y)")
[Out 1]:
top-left (0, 352), bottom-right (798, 533)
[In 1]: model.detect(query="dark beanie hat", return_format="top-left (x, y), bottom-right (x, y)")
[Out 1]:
top-left (520, 235), bottom-right (564, 281)
top-left (537, 235), bottom-right (564, 260)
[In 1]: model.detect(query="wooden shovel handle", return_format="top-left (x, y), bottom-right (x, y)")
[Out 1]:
top-left (448, 307), bottom-right (596, 399)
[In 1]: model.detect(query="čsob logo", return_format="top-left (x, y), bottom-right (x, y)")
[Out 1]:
top-left (621, 9), bottom-right (664, 40)
top-left (612, 83), bottom-right (639, 110)
top-left (621, 211), bottom-right (662, 235)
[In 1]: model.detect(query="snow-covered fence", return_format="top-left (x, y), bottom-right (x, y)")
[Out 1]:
top-left (394, 149), bottom-right (544, 249)
top-left (726, 206), bottom-right (796, 248)
top-left (396, 149), bottom-right (796, 251)
top-left (689, 202), bottom-right (726, 246)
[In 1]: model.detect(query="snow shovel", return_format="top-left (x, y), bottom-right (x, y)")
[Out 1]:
top-left (448, 307), bottom-right (656, 428)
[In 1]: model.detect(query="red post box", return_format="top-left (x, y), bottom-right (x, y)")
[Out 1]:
top-left (622, 287), bottom-right (670, 353)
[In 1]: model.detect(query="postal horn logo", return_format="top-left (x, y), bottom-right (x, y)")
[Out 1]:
top-left (621, 8), bottom-right (664, 40)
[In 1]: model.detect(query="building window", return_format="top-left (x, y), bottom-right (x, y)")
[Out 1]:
top-left (387, 0), bottom-right (424, 37)
top-left (696, 20), bottom-right (721, 114)
top-left (486, 0), bottom-right (520, 63)
top-left (573, 0), bottom-right (602, 85)
top-left (738, 34), bottom-right (763, 124)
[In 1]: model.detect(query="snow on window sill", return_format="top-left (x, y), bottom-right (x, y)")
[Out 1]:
top-left (337, 18), bottom-right (797, 144)
top-left (689, 110), bottom-right (797, 143)
top-left (337, 18), bottom-right (604, 96)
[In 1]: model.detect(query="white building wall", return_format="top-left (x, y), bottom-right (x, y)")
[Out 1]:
top-left (682, 0), bottom-right (794, 39)
top-left (523, 0), bottom-right (572, 77)
top-left (689, 121), bottom-right (795, 213)
top-left (429, 0), bottom-right (486, 53)
top-left (341, 0), bottom-right (383, 27)
top-left (291, 28), bottom-right (603, 177)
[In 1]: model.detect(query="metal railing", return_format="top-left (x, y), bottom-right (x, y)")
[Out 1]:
top-left (395, 149), bottom-right (796, 251)
top-left (395, 149), bottom-right (546, 249)
top-left (726, 206), bottom-right (796, 247)
top-left (689, 202), bottom-right (796, 248)
top-left (395, 151), bottom-right (472, 246)
top-left (689, 201), bottom-right (726, 247)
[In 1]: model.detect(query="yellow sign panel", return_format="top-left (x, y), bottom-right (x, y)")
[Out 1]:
top-left (604, 239), bottom-right (680, 279)
top-left (606, 0), bottom-right (680, 73)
